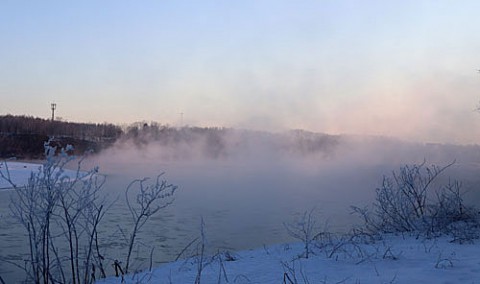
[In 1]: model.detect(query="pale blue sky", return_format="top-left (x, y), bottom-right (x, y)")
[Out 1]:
top-left (1, 1), bottom-right (480, 143)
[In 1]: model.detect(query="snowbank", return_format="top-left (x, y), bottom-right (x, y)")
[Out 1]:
top-left (0, 161), bottom-right (80, 190)
top-left (0, 161), bottom-right (42, 189)
top-left (96, 235), bottom-right (480, 283)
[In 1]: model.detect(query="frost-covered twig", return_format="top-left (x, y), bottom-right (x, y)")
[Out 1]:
top-left (284, 209), bottom-right (319, 259)
top-left (3, 141), bottom-right (109, 284)
top-left (124, 174), bottom-right (176, 274)
top-left (195, 217), bottom-right (207, 284)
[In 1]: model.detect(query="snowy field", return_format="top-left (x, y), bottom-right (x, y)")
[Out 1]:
top-left (96, 234), bottom-right (480, 284)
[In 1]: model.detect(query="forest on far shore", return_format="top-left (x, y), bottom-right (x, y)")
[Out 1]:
top-left (0, 115), bottom-right (122, 159)
top-left (0, 114), bottom-right (340, 160)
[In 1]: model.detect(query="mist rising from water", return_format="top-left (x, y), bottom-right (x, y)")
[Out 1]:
top-left (88, 127), bottom-right (480, 217)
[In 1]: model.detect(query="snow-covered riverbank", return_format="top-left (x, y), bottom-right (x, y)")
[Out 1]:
top-left (0, 161), bottom-right (80, 190)
top-left (0, 161), bottom-right (42, 189)
top-left (96, 234), bottom-right (480, 284)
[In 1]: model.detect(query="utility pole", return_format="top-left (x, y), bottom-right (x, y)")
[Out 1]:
top-left (51, 103), bottom-right (56, 121)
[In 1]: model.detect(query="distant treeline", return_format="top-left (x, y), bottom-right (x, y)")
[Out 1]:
top-left (120, 122), bottom-right (340, 159)
top-left (0, 115), bottom-right (121, 139)
top-left (0, 115), bottom-right (122, 159)
top-left (0, 115), bottom-right (340, 160)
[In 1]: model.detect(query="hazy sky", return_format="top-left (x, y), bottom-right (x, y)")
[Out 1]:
top-left (1, 1), bottom-right (480, 144)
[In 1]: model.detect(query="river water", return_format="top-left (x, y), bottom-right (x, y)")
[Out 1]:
top-left (1, 154), bottom-right (480, 283)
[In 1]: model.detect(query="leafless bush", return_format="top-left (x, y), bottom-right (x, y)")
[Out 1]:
top-left (315, 232), bottom-right (370, 261)
top-left (1, 141), bottom-right (107, 284)
top-left (281, 260), bottom-right (299, 284)
top-left (175, 218), bottom-right (235, 284)
top-left (283, 209), bottom-right (372, 261)
top-left (175, 218), bottom-right (209, 284)
top-left (284, 209), bottom-right (320, 259)
top-left (352, 161), bottom-right (479, 239)
top-left (123, 174), bottom-right (177, 274)
top-left (194, 218), bottom-right (207, 284)
top-left (1, 141), bottom-right (177, 283)
top-left (281, 258), bottom-right (319, 284)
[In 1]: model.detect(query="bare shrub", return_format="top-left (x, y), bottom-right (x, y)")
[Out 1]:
top-left (283, 209), bottom-right (370, 261)
top-left (1, 142), bottom-right (107, 284)
top-left (194, 218), bottom-right (207, 284)
top-left (352, 161), bottom-right (479, 238)
top-left (175, 218), bottom-right (209, 284)
top-left (1, 141), bottom-right (177, 283)
top-left (123, 175), bottom-right (177, 274)
top-left (281, 258), bottom-right (320, 284)
top-left (175, 218), bottom-right (234, 284)
top-left (283, 209), bottom-right (321, 259)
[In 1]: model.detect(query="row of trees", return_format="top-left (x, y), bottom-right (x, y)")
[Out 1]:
top-left (0, 115), bottom-right (122, 141)
top-left (121, 123), bottom-right (340, 159)
top-left (0, 115), bottom-right (123, 158)
top-left (1, 115), bottom-right (340, 159)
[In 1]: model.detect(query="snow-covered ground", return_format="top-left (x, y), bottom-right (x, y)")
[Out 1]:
top-left (95, 234), bottom-right (480, 284)
top-left (0, 161), bottom-right (80, 190)
top-left (0, 161), bottom-right (42, 189)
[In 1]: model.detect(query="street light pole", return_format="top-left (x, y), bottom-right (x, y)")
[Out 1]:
top-left (51, 103), bottom-right (56, 121)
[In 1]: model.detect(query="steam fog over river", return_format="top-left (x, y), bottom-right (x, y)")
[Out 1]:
top-left (2, 134), bottom-right (480, 282)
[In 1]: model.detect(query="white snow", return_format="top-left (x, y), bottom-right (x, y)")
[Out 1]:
top-left (0, 161), bottom-right (41, 189)
top-left (96, 235), bottom-right (480, 284)
top-left (0, 161), bottom-right (80, 190)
